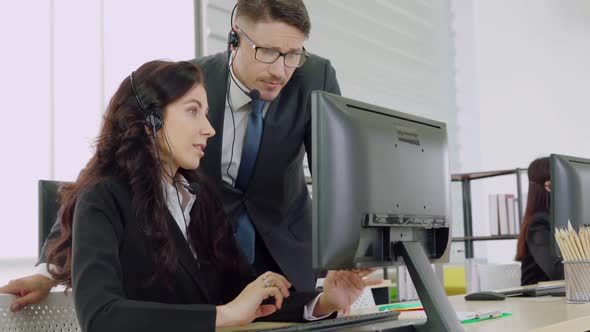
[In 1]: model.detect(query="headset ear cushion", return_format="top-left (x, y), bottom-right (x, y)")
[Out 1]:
top-left (146, 113), bottom-right (163, 132)
top-left (228, 30), bottom-right (239, 47)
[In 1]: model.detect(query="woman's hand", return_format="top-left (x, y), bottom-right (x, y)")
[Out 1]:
top-left (313, 269), bottom-right (382, 316)
top-left (0, 274), bottom-right (57, 312)
top-left (216, 271), bottom-right (293, 327)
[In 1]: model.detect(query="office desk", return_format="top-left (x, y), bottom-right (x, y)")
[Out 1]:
top-left (220, 295), bottom-right (590, 332)
top-left (440, 295), bottom-right (590, 331)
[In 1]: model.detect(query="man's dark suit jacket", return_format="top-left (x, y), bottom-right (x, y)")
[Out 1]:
top-left (72, 178), bottom-right (318, 332)
top-left (39, 51), bottom-right (340, 292)
top-left (520, 212), bottom-right (564, 285)
top-left (192, 52), bottom-right (340, 291)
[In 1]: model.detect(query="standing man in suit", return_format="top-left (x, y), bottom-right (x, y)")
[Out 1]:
top-left (194, 0), bottom-right (340, 292)
top-left (1, 0), bottom-right (341, 310)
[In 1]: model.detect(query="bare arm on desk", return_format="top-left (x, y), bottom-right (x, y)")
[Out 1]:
top-left (0, 219), bottom-right (61, 311)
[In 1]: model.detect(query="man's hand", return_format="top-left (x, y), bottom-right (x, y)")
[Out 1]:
top-left (0, 274), bottom-right (57, 312)
top-left (313, 269), bottom-right (382, 316)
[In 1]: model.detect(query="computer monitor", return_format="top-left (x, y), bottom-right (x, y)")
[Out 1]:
top-left (311, 91), bottom-right (451, 270)
top-left (311, 91), bottom-right (462, 332)
top-left (550, 154), bottom-right (590, 254)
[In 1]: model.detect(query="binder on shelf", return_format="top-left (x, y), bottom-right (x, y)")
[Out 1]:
top-left (488, 194), bottom-right (519, 236)
top-left (507, 195), bottom-right (516, 235)
top-left (498, 194), bottom-right (509, 235)
top-left (513, 198), bottom-right (521, 233)
top-left (488, 194), bottom-right (499, 236)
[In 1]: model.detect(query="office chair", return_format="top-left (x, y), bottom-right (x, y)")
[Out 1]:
top-left (38, 180), bottom-right (69, 256)
top-left (0, 292), bottom-right (80, 331)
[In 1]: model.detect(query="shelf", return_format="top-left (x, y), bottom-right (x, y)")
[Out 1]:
top-left (309, 170), bottom-right (527, 184)
top-left (452, 235), bottom-right (518, 242)
top-left (308, 169), bottom-right (528, 184)
top-left (452, 167), bottom-right (527, 259)
top-left (451, 168), bottom-right (526, 181)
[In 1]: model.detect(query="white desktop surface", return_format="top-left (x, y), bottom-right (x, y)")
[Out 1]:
top-left (444, 295), bottom-right (590, 331)
top-left (224, 294), bottom-right (590, 332)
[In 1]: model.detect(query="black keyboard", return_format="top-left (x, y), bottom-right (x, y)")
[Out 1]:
top-left (256, 310), bottom-right (400, 331)
top-left (500, 283), bottom-right (566, 297)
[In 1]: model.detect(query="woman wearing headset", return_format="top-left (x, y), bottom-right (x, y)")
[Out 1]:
top-left (45, 60), bottom-right (376, 331)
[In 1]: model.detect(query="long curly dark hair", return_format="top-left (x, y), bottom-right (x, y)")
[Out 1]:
top-left (46, 60), bottom-right (240, 288)
top-left (515, 157), bottom-right (551, 261)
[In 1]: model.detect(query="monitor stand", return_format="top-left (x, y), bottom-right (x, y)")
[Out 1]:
top-left (381, 241), bottom-right (464, 332)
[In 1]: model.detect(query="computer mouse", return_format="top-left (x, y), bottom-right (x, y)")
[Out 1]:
top-left (464, 291), bottom-right (507, 301)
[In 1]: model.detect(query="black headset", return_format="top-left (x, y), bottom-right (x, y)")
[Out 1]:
top-left (129, 71), bottom-right (163, 137)
top-left (227, 4), bottom-right (240, 51)
top-left (224, 2), bottom-right (264, 184)
top-left (128, 70), bottom-right (200, 197)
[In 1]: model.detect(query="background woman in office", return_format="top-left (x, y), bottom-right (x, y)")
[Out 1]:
top-left (515, 156), bottom-right (564, 285)
top-left (45, 60), bottom-right (375, 331)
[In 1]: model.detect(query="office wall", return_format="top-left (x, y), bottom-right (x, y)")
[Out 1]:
top-left (0, 0), bottom-right (195, 262)
top-left (0, 2), bottom-right (53, 262)
top-left (451, 0), bottom-right (590, 263)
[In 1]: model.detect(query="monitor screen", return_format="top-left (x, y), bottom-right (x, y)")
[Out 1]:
top-left (550, 154), bottom-right (590, 254)
top-left (311, 91), bottom-right (452, 271)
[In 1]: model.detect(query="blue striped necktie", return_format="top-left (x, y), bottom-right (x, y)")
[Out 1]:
top-left (234, 98), bottom-right (265, 263)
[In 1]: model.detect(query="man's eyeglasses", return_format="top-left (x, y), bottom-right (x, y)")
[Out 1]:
top-left (237, 27), bottom-right (308, 68)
